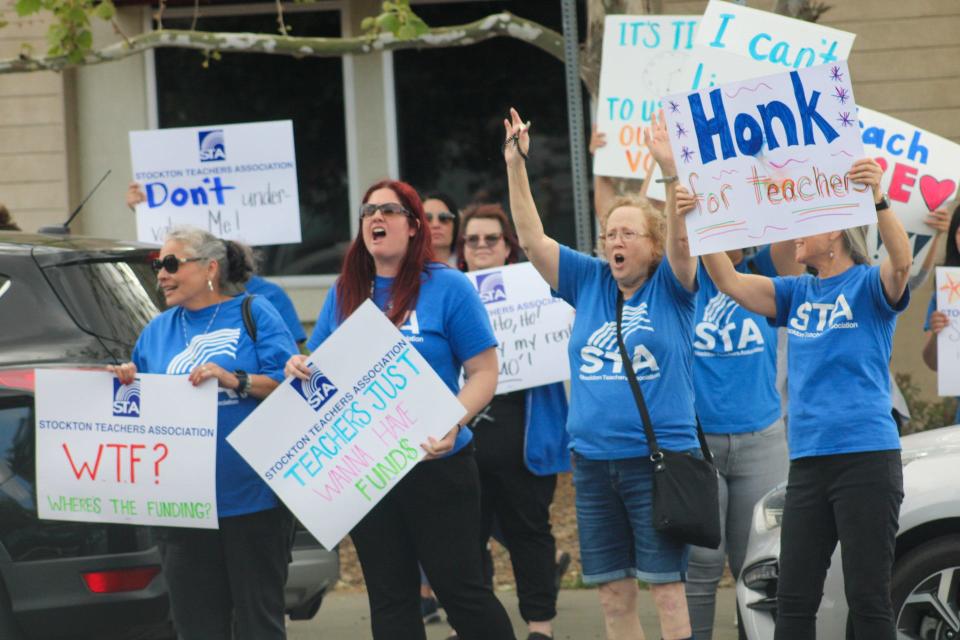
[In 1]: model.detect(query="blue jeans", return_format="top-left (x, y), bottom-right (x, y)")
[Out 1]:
top-left (572, 452), bottom-right (691, 585)
top-left (686, 418), bottom-right (789, 639)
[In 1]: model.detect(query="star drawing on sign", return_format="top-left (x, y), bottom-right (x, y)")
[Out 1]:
top-left (668, 100), bottom-right (680, 114)
top-left (675, 122), bottom-right (688, 137)
top-left (837, 112), bottom-right (854, 127)
top-left (680, 146), bottom-right (695, 163)
top-left (941, 273), bottom-right (960, 304)
top-left (829, 65), bottom-right (844, 82)
top-left (832, 86), bottom-right (850, 105)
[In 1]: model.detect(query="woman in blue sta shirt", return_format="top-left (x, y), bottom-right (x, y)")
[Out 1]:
top-left (285, 180), bottom-right (514, 640)
top-left (922, 203), bottom-right (960, 424)
top-left (504, 107), bottom-right (699, 640)
top-left (109, 226), bottom-right (297, 640)
top-left (694, 158), bottom-right (912, 640)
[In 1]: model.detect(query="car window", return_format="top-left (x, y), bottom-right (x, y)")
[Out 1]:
top-left (42, 257), bottom-right (163, 350)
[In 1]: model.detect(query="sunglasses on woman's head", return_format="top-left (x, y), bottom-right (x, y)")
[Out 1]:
top-left (464, 233), bottom-right (503, 248)
top-left (151, 255), bottom-right (204, 274)
top-left (426, 211), bottom-right (456, 224)
top-left (359, 202), bottom-right (411, 219)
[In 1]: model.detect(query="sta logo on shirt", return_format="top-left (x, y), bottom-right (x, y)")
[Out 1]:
top-left (788, 293), bottom-right (858, 336)
top-left (694, 292), bottom-right (765, 355)
top-left (399, 311), bottom-right (424, 343)
top-left (579, 303), bottom-right (660, 379)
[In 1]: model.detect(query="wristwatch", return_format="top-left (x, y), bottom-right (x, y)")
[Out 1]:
top-left (234, 370), bottom-right (251, 398)
top-left (875, 193), bottom-right (891, 211)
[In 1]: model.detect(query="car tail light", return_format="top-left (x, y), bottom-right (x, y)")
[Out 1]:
top-left (82, 566), bottom-right (161, 593)
top-left (0, 370), bottom-right (35, 392)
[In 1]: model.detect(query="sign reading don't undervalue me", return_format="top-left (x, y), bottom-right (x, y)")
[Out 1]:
top-left (129, 120), bottom-right (301, 246)
top-left (35, 371), bottom-right (219, 528)
top-left (227, 300), bottom-right (466, 549)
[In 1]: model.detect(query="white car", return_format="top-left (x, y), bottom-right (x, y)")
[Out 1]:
top-left (738, 424), bottom-right (960, 640)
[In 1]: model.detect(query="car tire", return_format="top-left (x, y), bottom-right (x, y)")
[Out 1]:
top-left (288, 589), bottom-right (325, 621)
top-left (0, 578), bottom-right (26, 640)
top-left (892, 534), bottom-right (960, 638)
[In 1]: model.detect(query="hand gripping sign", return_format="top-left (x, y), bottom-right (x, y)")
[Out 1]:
top-left (228, 300), bottom-right (467, 549)
top-left (35, 371), bottom-right (219, 528)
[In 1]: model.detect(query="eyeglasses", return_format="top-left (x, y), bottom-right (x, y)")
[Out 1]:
top-left (426, 211), bottom-right (456, 224)
top-left (604, 229), bottom-right (651, 243)
top-left (464, 233), bottom-right (503, 248)
top-left (359, 202), bottom-right (411, 219)
top-left (151, 255), bottom-right (204, 274)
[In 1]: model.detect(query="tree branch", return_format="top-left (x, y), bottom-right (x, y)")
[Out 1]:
top-left (0, 11), bottom-right (563, 74)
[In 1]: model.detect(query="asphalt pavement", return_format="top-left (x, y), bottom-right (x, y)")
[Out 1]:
top-left (288, 587), bottom-right (739, 639)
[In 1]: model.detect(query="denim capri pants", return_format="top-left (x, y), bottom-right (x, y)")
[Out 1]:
top-left (572, 451), bottom-right (691, 585)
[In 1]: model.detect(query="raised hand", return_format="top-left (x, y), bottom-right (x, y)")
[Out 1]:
top-left (643, 110), bottom-right (676, 176)
top-left (925, 208), bottom-right (951, 234)
top-left (676, 186), bottom-right (698, 217)
top-left (502, 107), bottom-right (531, 167)
top-left (929, 310), bottom-right (950, 335)
top-left (848, 158), bottom-right (885, 201)
top-left (589, 125), bottom-right (607, 155)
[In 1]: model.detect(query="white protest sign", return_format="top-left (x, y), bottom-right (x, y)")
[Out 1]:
top-left (227, 300), bottom-right (466, 549)
top-left (663, 62), bottom-right (873, 255)
top-left (130, 120), bottom-right (301, 246)
top-left (463, 262), bottom-right (573, 394)
top-left (686, 0), bottom-right (960, 274)
top-left (35, 370), bottom-right (218, 528)
top-left (936, 267), bottom-right (960, 396)
top-left (594, 15), bottom-right (700, 200)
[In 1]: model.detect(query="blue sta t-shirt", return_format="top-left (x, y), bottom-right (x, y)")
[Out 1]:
top-left (245, 276), bottom-right (306, 343)
top-left (132, 295), bottom-right (297, 517)
top-left (556, 245), bottom-right (699, 459)
top-left (307, 264), bottom-right (497, 456)
top-left (773, 264), bottom-right (909, 459)
top-left (694, 248), bottom-right (781, 433)
top-left (923, 292), bottom-right (960, 424)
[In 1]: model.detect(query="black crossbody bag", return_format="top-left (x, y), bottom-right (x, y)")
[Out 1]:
top-left (615, 291), bottom-right (722, 549)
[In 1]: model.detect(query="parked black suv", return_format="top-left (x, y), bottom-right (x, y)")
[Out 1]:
top-left (0, 232), bottom-right (337, 639)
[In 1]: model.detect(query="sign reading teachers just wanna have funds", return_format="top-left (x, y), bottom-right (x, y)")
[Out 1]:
top-left (129, 120), bottom-right (301, 246)
top-left (227, 300), bottom-right (467, 549)
top-left (35, 371), bottom-right (219, 528)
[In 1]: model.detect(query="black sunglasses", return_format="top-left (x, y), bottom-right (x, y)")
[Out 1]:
top-left (359, 202), bottom-right (411, 219)
top-left (426, 211), bottom-right (456, 224)
top-left (151, 255), bottom-right (204, 274)
top-left (464, 233), bottom-right (503, 248)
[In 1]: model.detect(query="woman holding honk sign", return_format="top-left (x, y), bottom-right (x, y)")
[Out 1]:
top-left (286, 179), bottom-right (514, 640)
top-left (109, 227), bottom-right (298, 640)
top-left (689, 157), bottom-right (912, 640)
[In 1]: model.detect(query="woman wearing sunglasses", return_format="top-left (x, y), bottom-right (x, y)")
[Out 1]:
top-left (454, 203), bottom-right (570, 640)
top-left (286, 180), bottom-right (515, 640)
top-left (423, 191), bottom-right (461, 267)
top-left (109, 226), bottom-right (297, 640)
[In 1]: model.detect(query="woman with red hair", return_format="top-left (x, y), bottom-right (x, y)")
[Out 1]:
top-left (286, 180), bottom-right (515, 640)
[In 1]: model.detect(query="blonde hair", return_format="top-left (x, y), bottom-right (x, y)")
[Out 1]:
top-left (841, 225), bottom-right (870, 265)
top-left (602, 194), bottom-right (666, 276)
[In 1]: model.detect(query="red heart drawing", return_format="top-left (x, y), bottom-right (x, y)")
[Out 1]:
top-left (919, 175), bottom-right (956, 211)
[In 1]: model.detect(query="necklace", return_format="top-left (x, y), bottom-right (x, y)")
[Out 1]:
top-left (370, 279), bottom-right (394, 312)
top-left (180, 301), bottom-right (222, 347)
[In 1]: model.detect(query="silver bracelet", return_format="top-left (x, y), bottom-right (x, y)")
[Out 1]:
top-left (655, 175), bottom-right (679, 184)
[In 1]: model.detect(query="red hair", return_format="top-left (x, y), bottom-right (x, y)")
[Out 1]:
top-left (456, 203), bottom-right (522, 271)
top-left (336, 180), bottom-right (435, 325)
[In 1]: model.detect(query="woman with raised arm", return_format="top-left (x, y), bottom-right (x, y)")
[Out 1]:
top-left (109, 227), bottom-right (297, 640)
top-left (691, 159), bottom-right (912, 640)
top-left (285, 180), bottom-right (514, 640)
top-left (504, 107), bottom-right (698, 640)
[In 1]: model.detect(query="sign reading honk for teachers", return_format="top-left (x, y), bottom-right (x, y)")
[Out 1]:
top-left (228, 300), bottom-right (466, 549)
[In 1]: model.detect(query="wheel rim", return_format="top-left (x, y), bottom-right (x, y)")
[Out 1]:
top-left (897, 566), bottom-right (960, 640)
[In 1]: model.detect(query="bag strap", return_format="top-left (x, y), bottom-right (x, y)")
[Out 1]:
top-left (242, 294), bottom-right (258, 342)
top-left (615, 290), bottom-right (714, 464)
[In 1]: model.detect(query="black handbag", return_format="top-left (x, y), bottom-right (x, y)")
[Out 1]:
top-left (615, 291), bottom-right (722, 549)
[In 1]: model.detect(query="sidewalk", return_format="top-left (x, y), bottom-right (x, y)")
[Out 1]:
top-left (288, 587), bottom-right (740, 639)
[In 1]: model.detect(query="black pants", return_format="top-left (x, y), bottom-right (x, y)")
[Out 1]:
top-left (474, 419), bottom-right (558, 623)
top-left (350, 447), bottom-right (516, 640)
top-left (774, 451), bottom-right (903, 640)
top-left (158, 507), bottom-right (294, 640)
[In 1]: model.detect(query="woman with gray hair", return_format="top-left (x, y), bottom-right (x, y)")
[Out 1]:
top-left (109, 225), bottom-right (298, 640)
top-left (689, 157), bottom-right (912, 640)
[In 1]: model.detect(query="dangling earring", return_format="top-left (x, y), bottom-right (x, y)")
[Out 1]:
top-left (207, 279), bottom-right (214, 292)
top-left (828, 250), bottom-right (835, 259)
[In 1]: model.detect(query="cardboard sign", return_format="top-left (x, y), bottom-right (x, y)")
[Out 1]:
top-left (663, 62), bottom-right (873, 255)
top-left (129, 120), bottom-right (301, 246)
top-left (227, 300), bottom-right (466, 549)
top-left (936, 267), bottom-right (960, 397)
top-left (593, 15), bottom-right (701, 199)
top-left (463, 262), bottom-right (574, 393)
top-left (35, 371), bottom-right (218, 528)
